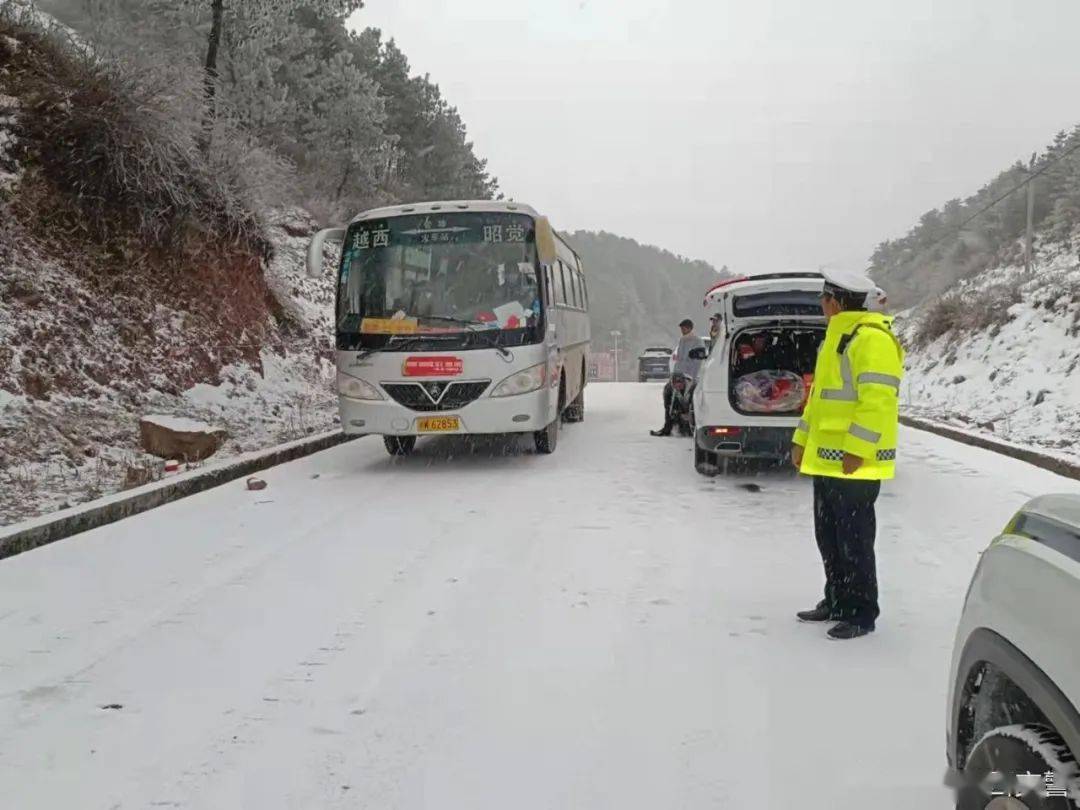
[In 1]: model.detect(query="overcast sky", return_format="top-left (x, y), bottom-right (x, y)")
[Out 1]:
top-left (349, 0), bottom-right (1080, 275)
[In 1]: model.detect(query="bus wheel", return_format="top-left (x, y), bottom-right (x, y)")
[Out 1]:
top-left (384, 435), bottom-right (416, 456)
top-left (564, 383), bottom-right (585, 423)
top-left (534, 418), bottom-right (558, 454)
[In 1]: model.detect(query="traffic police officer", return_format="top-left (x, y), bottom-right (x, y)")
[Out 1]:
top-left (792, 269), bottom-right (904, 640)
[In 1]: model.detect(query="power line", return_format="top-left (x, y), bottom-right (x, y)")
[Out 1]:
top-left (918, 136), bottom-right (1080, 255)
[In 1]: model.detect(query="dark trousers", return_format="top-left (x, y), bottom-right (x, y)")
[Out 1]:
top-left (661, 380), bottom-right (694, 427)
top-left (813, 476), bottom-right (881, 628)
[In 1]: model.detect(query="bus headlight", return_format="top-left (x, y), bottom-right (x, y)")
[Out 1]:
top-left (337, 372), bottom-right (383, 400)
top-left (491, 363), bottom-right (548, 397)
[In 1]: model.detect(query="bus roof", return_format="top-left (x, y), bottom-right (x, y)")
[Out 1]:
top-left (349, 200), bottom-right (541, 223)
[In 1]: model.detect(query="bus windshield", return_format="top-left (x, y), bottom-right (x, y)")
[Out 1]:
top-left (337, 212), bottom-right (541, 349)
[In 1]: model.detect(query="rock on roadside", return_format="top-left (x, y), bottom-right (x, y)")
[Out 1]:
top-left (139, 414), bottom-right (228, 462)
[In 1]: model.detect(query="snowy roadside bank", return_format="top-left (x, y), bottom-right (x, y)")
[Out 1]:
top-left (901, 413), bottom-right (1080, 482)
top-left (897, 247), bottom-right (1080, 466)
top-left (0, 209), bottom-right (340, 527)
top-left (0, 429), bottom-right (358, 560)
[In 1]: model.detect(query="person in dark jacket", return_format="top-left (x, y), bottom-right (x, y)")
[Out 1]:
top-left (651, 319), bottom-right (705, 436)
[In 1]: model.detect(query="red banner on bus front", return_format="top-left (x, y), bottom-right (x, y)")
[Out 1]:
top-left (402, 356), bottom-right (464, 377)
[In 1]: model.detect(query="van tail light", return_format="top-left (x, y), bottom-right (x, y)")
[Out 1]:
top-left (708, 426), bottom-right (742, 436)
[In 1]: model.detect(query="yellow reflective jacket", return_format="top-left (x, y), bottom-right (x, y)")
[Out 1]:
top-left (793, 311), bottom-right (905, 480)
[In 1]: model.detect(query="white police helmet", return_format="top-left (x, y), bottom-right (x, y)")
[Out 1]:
top-left (866, 286), bottom-right (888, 312)
top-left (821, 269), bottom-right (877, 308)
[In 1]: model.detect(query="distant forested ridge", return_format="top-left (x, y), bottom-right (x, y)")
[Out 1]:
top-left (870, 125), bottom-right (1080, 307)
top-left (566, 231), bottom-right (729, 378)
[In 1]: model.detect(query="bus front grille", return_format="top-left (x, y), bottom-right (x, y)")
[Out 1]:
top-left (382, 381), bottom-right (492, 412)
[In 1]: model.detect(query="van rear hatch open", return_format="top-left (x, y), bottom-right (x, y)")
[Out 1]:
top-left (704, 274), bottom-right (827, 417)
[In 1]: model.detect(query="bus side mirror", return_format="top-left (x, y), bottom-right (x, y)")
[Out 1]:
top-left (306, 227), bottom-right (346, 278)
top-left (688, 347), bottom-right (707, 360)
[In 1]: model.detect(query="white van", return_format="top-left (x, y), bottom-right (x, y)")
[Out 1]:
top-left (691, 272), bottom-right (826, 475)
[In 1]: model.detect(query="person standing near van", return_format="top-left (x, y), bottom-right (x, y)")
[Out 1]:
top-left (650, 318), bottom-right (705, 436)
top-left (791, 270), bottom-right (904, 640)
top-left (708, 313), bottom-right (722, 343)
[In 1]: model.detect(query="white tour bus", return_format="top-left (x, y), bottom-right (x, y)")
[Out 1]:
top-left (306, 201), bottom-right (591, 456)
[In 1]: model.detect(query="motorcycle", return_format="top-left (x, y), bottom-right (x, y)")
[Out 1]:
top-left (668, 371), bottom-right (696, 436)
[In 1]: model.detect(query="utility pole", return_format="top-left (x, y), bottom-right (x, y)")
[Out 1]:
top-left (1025, 152), bottom-right (1036, 276)
top-left (610, 330), bottom-right (621, 382)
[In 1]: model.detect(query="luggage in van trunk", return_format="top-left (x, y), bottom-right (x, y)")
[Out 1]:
top-left (734, 370), bottom-right (811, 413)
top-left (729, 327), bottom-right (823, 416)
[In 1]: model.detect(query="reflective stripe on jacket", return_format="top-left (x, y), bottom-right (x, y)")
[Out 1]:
top-left (793, 311), bottom-right (904, 480)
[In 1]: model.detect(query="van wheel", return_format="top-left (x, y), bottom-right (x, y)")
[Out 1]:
top-left (958, 724), bottom-right (1078, 809)
top-left (695, 445), bottom-right (719, 476)
top-left (384, 436), bottom-right (416, 456)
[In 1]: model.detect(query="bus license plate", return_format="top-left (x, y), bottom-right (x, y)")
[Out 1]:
top-left (417, 416), bottom-right (460, 433)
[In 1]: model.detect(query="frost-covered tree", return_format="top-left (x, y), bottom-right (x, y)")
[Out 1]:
top-left (224, 15), bottom-right (386, 215)
top-left (140, 0), bottom-right (364, 148)
top-left (343, 31), bottom-right (498, 202)
top-left (36, 0), bottom-right (499, 215)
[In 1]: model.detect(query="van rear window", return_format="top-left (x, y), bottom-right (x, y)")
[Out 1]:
top-left (732, 291), bottom-right (822, 317)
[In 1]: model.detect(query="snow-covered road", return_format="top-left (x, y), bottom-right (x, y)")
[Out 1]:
top-left (2, 383), bottom-right (1078, 810)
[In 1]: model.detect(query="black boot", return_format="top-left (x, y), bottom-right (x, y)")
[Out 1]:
top-left (650, 428), bottom-right (672, 437)
top-left (827, 621), bottom-right (875, 640)
top-left (796, 602), bottom-right (835, 623)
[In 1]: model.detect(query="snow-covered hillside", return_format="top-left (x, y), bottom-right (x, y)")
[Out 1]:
top-left (0, 7), bottom-right (348, 525)
top-left (0, 209), bottom-right (339, 526)
top-left (898, 245), bottom-right (1080, 462)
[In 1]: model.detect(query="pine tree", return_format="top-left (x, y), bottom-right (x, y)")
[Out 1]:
top-left (143, 0), bottom-right (365, 150)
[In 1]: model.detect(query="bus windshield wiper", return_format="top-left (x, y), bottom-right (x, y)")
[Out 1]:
top-left (386, 334), bottom-right (455, 350)
top-left (420, 315), bottom-right (512, 358)
top-left (345, 319), bottom-right (511, 358)
top-left (349, 334), bottom-right (448, 360)
top-left (419, 314), bottom-right (490, 330)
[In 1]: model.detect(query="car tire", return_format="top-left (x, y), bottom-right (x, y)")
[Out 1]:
top-left (958, 724), bottom-right (1078, 809)
top-left (384, 435), bottom-right (417, 457)
top-left (695, 445), bottom-right (719, 476)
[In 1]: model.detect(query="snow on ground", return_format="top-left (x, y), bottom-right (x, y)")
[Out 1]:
top-left (2, 384), bottom-right (1077, 810)
top-left (899, 246), bottom-right (1080, 462)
